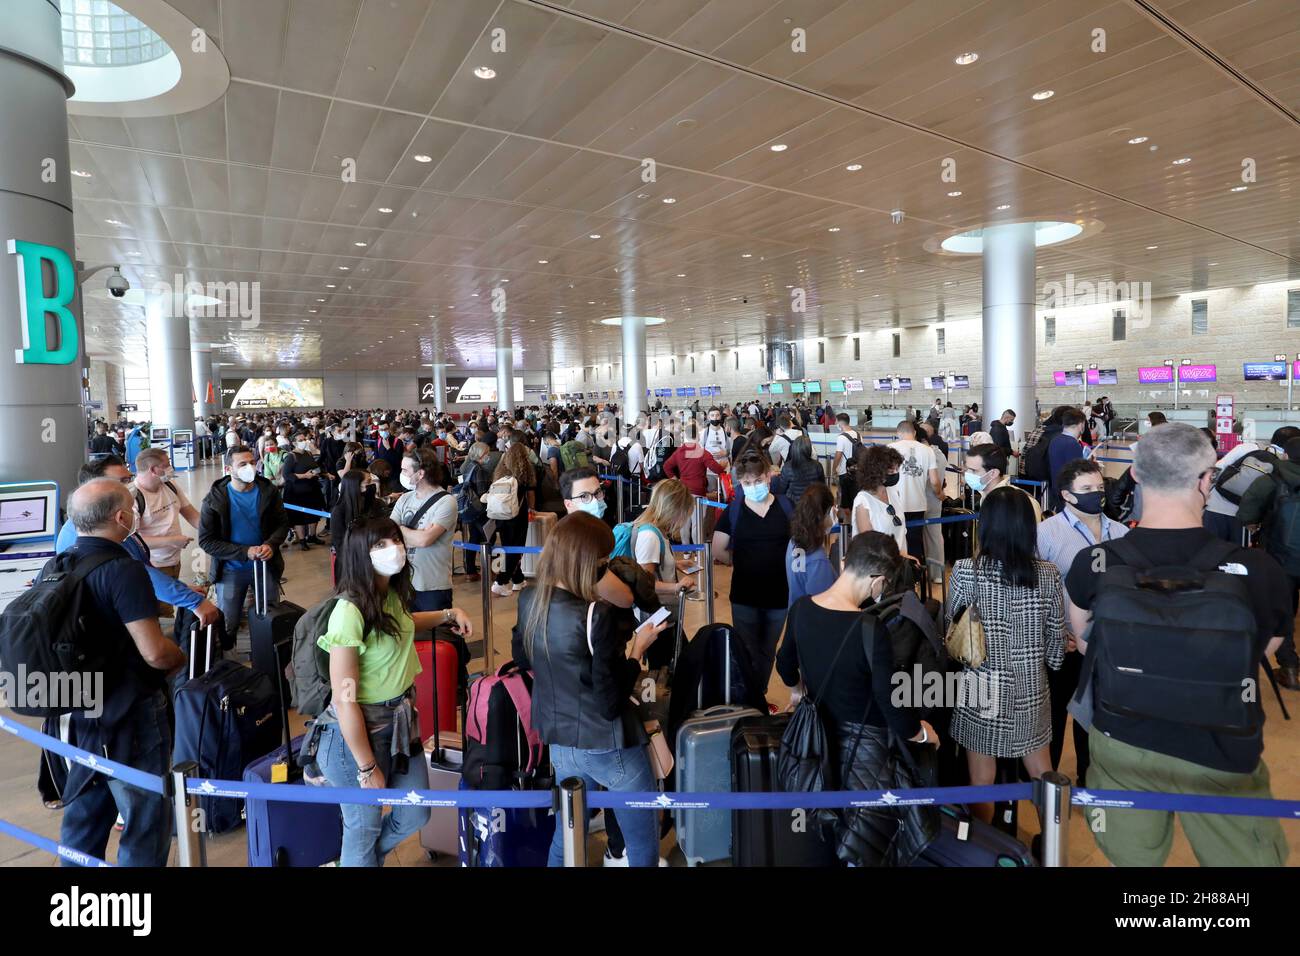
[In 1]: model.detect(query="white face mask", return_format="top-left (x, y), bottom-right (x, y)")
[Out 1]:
top-left (120, 508), bottom-right (139, 540)
top-left (235, 463), bottom-right (257, 483)
top-left (370, 543), bottom-right (407, 576)
top-left (399, 470), bottom-right (418, 491)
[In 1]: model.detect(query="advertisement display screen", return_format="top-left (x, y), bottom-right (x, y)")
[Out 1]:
top-left (828, 380), bottom-right (845, 392)
top-left (1054, 370), bottom-right (1083, 387)
top-left (845, 379), bottom-right (864, 392)
top-left (873, 378), bottom-right (892, 391)
top-left (1244, 362), bottom-right (1288, 382)
top-left (1180, 364), bottom-right (1217, 383)
top-left (804, 381), bottom-right (822, 392)
top-left (925, 376), bottom-right (945, 390)
top-left (1137, 366), bottom-right (1175, 384)
top-left (223, 377), bottom-right (324, 408)
top-left (1087, 369), bottom-right (1118, 385)
top-left (896, 377), bottom-right (912, 391)
top-left (951, 375), bottom-right (970, 389)
top-left (790, 382), bottom-right (805, 394)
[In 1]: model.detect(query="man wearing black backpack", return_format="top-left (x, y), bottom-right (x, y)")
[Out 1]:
top-left (1235, 434), bottom-right (1300, 688)
top-left (1065, 423), bottom-right (1292, 866)
top-left (49, 479), bottom-right (185, 865)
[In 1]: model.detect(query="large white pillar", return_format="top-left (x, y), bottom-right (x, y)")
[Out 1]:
top-left (192, 345), bottom-right (217, 417)
top-left (0, 1), bottom-right (87, 497)
top-left (621, 316), bottom-right (647, 422)
top-left (146, 295), bottom-right (195, 435)
top-left (981, 223), bottom-right (1037, 442)
top-left (495, 328), bottom-right (514, 413)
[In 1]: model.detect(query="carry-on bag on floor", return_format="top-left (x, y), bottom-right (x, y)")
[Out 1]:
top-left (674, 704), bottom-right (762, 866)
top-left (420, 624), bottom-right (465, 861)
top-left (731, 714), bottom-right (838, 867)
top-left (912, 805), bottom-right (1035, 867)
top-left (173, 624), bottom-right (281, 833)
top-left (243, 633), bottom-right (342, 866)
top-left (521, 511), bottom-right (555, 578)
top-left (941, 499), bottom-right (976, 564)
top-left (249, 558), bottom-right (304, 706)
top-left (457, 777), bottom-right (555, 867)
top-left (244, 735), bottom-right (343, 867)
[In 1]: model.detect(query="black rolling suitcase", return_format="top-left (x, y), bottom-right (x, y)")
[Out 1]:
top-left (249, 558), bottom-right (303, 705)
top-left (730, 714), bottom-right (838, 867)
top-left (941, 498), bottom-right (976, 564)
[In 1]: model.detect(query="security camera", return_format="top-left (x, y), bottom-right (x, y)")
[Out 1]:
top-left (106, 268), bottom-right (129, 298)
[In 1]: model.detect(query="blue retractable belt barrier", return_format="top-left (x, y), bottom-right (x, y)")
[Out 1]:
top-left (1093, 456), bottom-right (1133, 464)
top-left (695, 497), bottom-right (728, 510)
top-left (1011, 478), bottom-right (1045, 488)
top-left (905, 514), bottom-right (978, 528)
top-left (598, 474), bottom-right (636, 484)
top-left (671, 544), bottom-right (706, 553)
top-left (284, 503), bottom-right (331, 519)
top-left (492, 546), bottom-right (543, 556)
top-left (0, 714), bottom-right (166, 795)
top-left (0, 817), bottom-right (113, 867)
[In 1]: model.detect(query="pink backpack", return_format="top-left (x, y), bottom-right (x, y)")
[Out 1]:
top-left (463, 662), bottom-right (544, 787)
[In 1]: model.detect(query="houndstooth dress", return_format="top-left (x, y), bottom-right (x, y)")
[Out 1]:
top-left (946, 558), bottom-right (1065, 758)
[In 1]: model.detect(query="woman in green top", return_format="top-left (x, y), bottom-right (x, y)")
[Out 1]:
top-left (316, 515), bottom-right (473, 866)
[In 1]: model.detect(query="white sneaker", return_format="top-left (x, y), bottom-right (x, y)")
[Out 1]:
top-left (659, 856), bottom-right (670, 867)
top-left (511, 582), bottom-right (525, 591)
top-left (114, 814), bottom-right (125, 831)
top-left (602, 848), bottom-right (630, 867)
top-left (491, 583), bottom-right (511, 597)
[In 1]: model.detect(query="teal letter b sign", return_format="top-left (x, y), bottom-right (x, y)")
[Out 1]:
top-left (9, 239), bottom-right (79, 365)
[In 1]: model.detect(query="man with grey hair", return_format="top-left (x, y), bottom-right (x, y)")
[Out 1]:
top-left (1065, 423), bottom-right (1292, 866)
top-left (53, 478), bottom-right (186, 867)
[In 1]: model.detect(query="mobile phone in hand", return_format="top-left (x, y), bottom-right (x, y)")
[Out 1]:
top-left (642, 605), bottom-right (671, 630)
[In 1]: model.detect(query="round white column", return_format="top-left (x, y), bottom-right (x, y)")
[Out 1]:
top-left (981, 222), bottom-right (1037, 442)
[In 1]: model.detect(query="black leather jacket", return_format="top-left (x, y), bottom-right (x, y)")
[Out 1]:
top-left (512, 588), bottom-right (643, 750)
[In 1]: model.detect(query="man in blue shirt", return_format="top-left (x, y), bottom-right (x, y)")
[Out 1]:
top-left (1037, 458), bottom-right (1128, 787)
top-left (56, 478), bottom-right (186, 866)
top-left (1046, 408), bottom-right (1087, 511)
top-left (57, 457), bottom-right (219, 628)
top-left (199, 445), bottom-right (288, 648)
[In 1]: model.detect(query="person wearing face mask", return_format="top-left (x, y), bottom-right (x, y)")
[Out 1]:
top-left (314, 516), bottom-right (473, 866)
top-left (374, 419), bottom-right (406, 476)
top-left (776, 531), bottom-right (940, 866)
top-left (850, 445), bottom-right (909, 558)
top-left (712, 449), bottom-right (795, 684)
top-left (490, 442), bottom-right (538, 597)
top-left (1065, 423), bottom-right (1293, 867)
top-left (282, 432), bottom-right (326, 550)
top-left (785, 483), bottom-right (839, 606)
top-left (43, 478), bottom-right (187, 866)
top-left (199, 447), bottom-right (289, 650)
top-left (391, 448), bottom-right (459, 612)
top-left (128, 448), bottom-right (202, 615)
top-left (330, 469), bottom-right (386, 579)
top-left (1045, 409), bottom-right (1088, 510)
top-left (964, 444), bottom-right (1042, 522)
top-left (701, 408), bottom-right (729, 464)
top-left (1035, 459), bottom-right (1129, 788)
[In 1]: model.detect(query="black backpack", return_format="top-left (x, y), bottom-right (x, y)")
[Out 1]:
top-left (0, 550), bottom-right (127, 717)
top-left (1214, 450), bottom-right (1273, 506)
top-left (1264, 476), bottom-right (1300, 575)
top-left (134, 480), bottom-right (179, 515)
top-left (1077, 537), bottom-right (1261, 737)
top-left (1020, 427), bottom-right (1059, 482)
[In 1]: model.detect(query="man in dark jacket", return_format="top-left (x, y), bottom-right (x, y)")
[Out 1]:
top-left (199, 445), bottom-right (288, 648)
top-left (988, 409), bottom-right (1016, 455)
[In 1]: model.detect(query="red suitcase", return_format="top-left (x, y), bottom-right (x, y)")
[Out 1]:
top-left (416, 639), bottom-right (459, 738)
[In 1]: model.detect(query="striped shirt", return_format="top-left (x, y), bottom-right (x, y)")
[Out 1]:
top-left (1036, 508), bottom-right (1128, 604)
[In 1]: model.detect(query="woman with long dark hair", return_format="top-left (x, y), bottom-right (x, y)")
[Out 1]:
top-left (315, 516), bottom-right (473, 866)
top-left (785, 482), bottom-right (837, 606)
top-left (947, 487), bottom-right (1064, 823)
top-left (775, 433), bottom-right (826, 508)
top-left (511, 513), bottom-right (669, 867)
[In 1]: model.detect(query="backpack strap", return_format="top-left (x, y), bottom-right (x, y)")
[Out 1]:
top-left (498, 672), bottom-right (542, 775)
top-left (403, 490), bottom-right (448, 530)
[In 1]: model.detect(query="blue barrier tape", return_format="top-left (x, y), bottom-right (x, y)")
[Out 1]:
top-left (1011, 479), bottom-right (1045, 488)
top-left (284, 503), bottom-right (331, 519)
top-left (598, 474), bottom-right (636, 485)
top-left (1093, 456), bottom-right (1133, 464)
top-left (452, 540), bottom-right (480, 552)
top-left (0, 714), bottom-right (166, 796)
top-left (186, 778), bottom-right (554, 809)
top-left (1071, 788), bottom-right (1300, 818)
top-left (0, 551), bottom-right (54, 562)
top-left (905, 514), bottom-right (977, 528)
top-left (0, 817), bottom-right (114, 867)
top-left (493, 546), bottom-right (543, 556)
top-left (671, 544), bottom-right (706, 553)
top-left (695, 497), bottom-right (728, 510)
top-left (586, 784), bottom-right (1032, 811)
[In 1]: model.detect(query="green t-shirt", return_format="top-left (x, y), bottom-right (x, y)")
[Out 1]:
top-left (316, 591), bottom-right (419, 704)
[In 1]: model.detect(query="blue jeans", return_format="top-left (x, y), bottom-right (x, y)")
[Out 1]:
top-left (60, 691), bottom-right (173, 867)
top-left (730, 604), bottom-right (787, 688)
top-left (216, 566), bottom-right (277, 646)
top-left (547, 744), bottom-right (658, 867)
top-left (317, 720), bottom-right (430, 867)
top-left (410, 588), bottom-right (453, 612)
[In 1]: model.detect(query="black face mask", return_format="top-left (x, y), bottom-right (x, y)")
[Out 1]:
top-left (1069, 491), bottom-right (1104, 515)
top-left (883, 473), bottom-right (900, 488)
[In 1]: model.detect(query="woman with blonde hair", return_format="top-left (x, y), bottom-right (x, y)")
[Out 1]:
top-left (511, 513), bottom-right (668, 867)
top-left (632, 478), bottom-right (696, 602)
top-left (490, 441), bottom-right (536, 596)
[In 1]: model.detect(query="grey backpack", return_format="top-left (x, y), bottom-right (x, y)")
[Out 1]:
top-left (290, 597), bottom-right (339, 717)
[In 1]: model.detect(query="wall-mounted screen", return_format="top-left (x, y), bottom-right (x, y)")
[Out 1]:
top-left (790, 382), bottom-right (805, 393)
top-left (896, 377), bottom-right (912, 390)
top-left (951, 375), bottom-right (970, 389)
top-left (873, 378), bottom-right (893, 391)
top-left (1137, 366), bottom-right (1175, 384)
top-left (1244, 362), bottom-right (1287, 382)
top-left (222, 377), bottom-right (325, 408)
top-left (1087, 369), bottom-right (1118, 385)
top-left (804, 381), bottom-right (822, 392)
top-left (845, 379), bottom-right (864, 392)
top-left (829, 380), bottom-right (845, 392)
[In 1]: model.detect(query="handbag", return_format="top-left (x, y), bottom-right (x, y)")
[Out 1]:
top-left (944, 564), bottom-right (987, 669)
top-left (586, 603), bottom-right (672, 779)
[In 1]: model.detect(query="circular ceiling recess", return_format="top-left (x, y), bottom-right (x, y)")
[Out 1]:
top-left (925, 219), bottom-right (1102, 256)
top-left (63, 0), bottom-right (230, 117)
top-left (598, 316), bottom-right (667, 326)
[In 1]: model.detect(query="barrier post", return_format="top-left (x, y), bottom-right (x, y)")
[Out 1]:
top-left (479, 543), bottom-right (494, 676)
top-left (1035, 771), bottom-right (1071, 868)
top-left (558, 777), bottom-right (588, 868)
top-left (839, 523), bottom-right (851, 569)
top-left (703, 539), bottom-right (716, 624)
top-left (170, 762), bottom-right (206, 868)
top-left (616, 476), bottom-right (625, 524)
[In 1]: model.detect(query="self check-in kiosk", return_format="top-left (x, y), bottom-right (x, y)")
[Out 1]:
top-left (171, 429), bottom-right (195, 471)
top-left (0, 481), bottom-right (60, 614)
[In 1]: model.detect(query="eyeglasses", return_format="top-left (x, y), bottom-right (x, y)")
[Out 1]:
top-left (567, 490), bottom-right (605, 504)
top-left (885, 504), bottom-right (903, 528)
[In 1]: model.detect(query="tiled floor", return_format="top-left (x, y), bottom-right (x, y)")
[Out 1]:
top-left (2, 458), bottom-right (1296, 867)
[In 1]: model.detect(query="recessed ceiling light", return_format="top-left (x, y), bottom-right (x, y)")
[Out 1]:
top-left (354, 241), bottom-right (367, 247)
top-left (741, 253), bottom-right (753, 258)
top-left (846, 163), bottom-right (862, 171)
top-left (316, 298), bottom-right (325, 302)
top-left (954, 52), bottom-right (979, 65)
top-left (1146, 245), bottom-right (1158, 250)
top-left (769, 143), bottom-right (788, 152)
top-left (947, 191), bottom-right (962, 197)
top-left (828, 226), bottom-right (841, 232)
top-left (104, 219), bottom-right (125, 226)
top-left (413, 154), bottom-right (433, 163)
top-left (471, 292), bottom-right (479, 297)
top-left (126, 251), bottom-right (141, 256)
top-left (473, 66), bottom-right (496, 79)
top-left (1230, 185), bottom-right (1248, 192)
top-left (856, 268), bottom-right (865, 273)
top-left (378, 207), bottom-right (393, 214)
top-left (1127, 136), bottom-right (1148, 145)
top-left (589, 233), bottom-right (601, 239)
top-left (339, 266), bottom-right (350, 270)
top-left (71, 169), bottom-right (92, 178)
top-left (662, 197), bottom-right (676, 204)
top-left (308, 309), bottom-right (317, 313)
top-left (500, 278), bottom-right (509, 282)
top-left (996, 204), bottom-right (1012, 211)
top-left (1031, 89), bottom-right (1054, 100)
top-left (1172, 157), bottom-right (1191, 165)
top-left (326, 284), bottom-right (336, 288)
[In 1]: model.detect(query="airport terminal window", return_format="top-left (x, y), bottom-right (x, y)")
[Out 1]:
top-left (671, 359), bottom-right (676, 375)
top-left (818, 341), bottom-right (825, 363)
top-left (1045, 315), bottom-right (1056, 345)
top-left (1192, 299), bottom-right (1208, 335)
top-left (892, 334), bottom-right (901, 358)
top-left (853, 337), bottom-right (860, 361)
top-left (734, 351), bottom-right (738, 370)
top-left (1112, 309), bottom-right (1126, 342)
top-left (759, 349), bottom-right (764, 367)
top-left (583, 367), bottom-right (588, 382)
top-left (1288, 289), bottom-right (1300, 329)
top-left (690, 356), bottom-right (695, 373)
top-left (937, 328), bottom-right (946, 354)
top-left (711, 353), bottom-right (716, 372)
